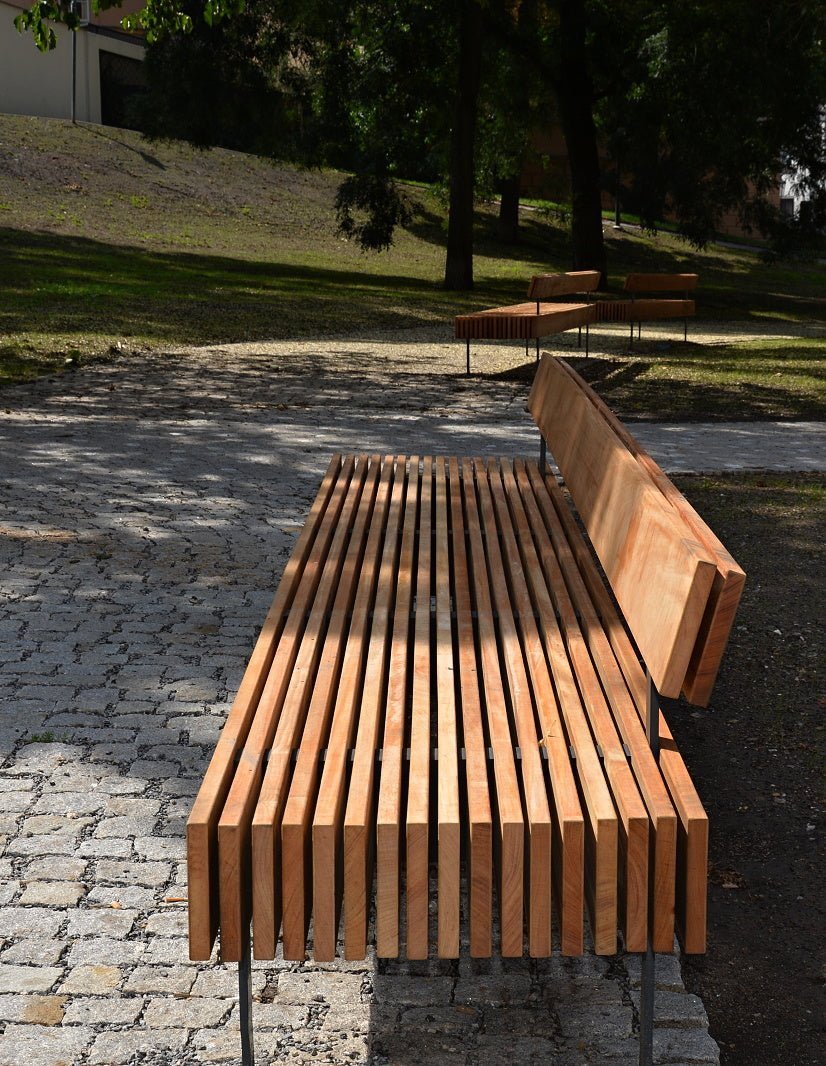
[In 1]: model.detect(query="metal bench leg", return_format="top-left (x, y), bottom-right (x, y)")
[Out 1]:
top-left (539, 436), bottom-right (547, 477)
top-left (629, 321), bottom-right (634, 348)
top-left (239, 931), bottom-right (255, 1066)
top-left (536, 337), bottom-right (540, 362)
top-left (639, 944), bottom-right (655, 1066)
top-left (577, 325), bottom-right (582, 348)
top-left (585, 323), bottom-right (590, 358)
top-left (466, 339), bottom-right (471, 376)
top-left (684, 318), bottom-right (688, 343)
top-left (639, 669), bottom-right (661, 1066)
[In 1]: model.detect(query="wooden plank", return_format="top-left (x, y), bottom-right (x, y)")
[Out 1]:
top-left (187, 454), bottom-right (343, 961)
top-left (474, 458), bottom-right (552, 957)
top-left (448, 456), bottom-right (493, 958)
top-left (493, 459), bottom-right (611, 955)
top-left (454, 302), bottom-right (595, 340)
top-left (187, 454), bottom-right (343, 963)
top-left (217, 456), bottom-right (365, 962)
top-left (206, 454), bottom-right (355, 963)
top-left (527, 355), bottom-right (717, 698)
top-left (435, 456), bottom-right (461, 957)
top-left (555, 357), bottom-right (744, 708)
top-left (528, 270), bottom-right (601, 300)
top-left (526, 461), bottom-right (679, 952)
top-left (254, 455), bottom-right (382, 960)
top-left (342, 457), bottom-right (407, 960)
top-left (510, 459), bottom-right (648, 951)
top-left (308, 456), bottom-right (396, 961)
top-left (461, 458), bottom-right (525, 957)
top-left (623, 273), bottom-right (698, 293)
top-left (375, 458), bottom-right (419, 958)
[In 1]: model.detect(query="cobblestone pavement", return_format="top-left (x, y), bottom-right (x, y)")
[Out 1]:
top-left (6, 318), bottom-right (817, 1066)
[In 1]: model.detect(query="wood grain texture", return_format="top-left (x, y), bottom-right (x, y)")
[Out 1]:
top-left (623, 273), bottom-right (699, 293)
top-left (555, 357), bottom-right (744, 708)
top-left (448, 457), bottom-right (493, 957)
top-left (528, 355), bottom-right (717, 698)
top-left (186, 455), bottom-right (343, 961)
top-left (259, 455), bottom-right (382, 961)
top-left (308, 457), bottom-right (396, 961)
top-left (527, 270), bottom-right (601, 300)
top-left (462, 459), bottom-right (525, 957)
top-left (455, 302), bottom-right (595, 340)
top-left (526, 461), bottom-right (678, 951)
top-left (475, 458), bottom-right (552, 957)
top-left (435, 457), bottom-right (462, 957)
top-left (342, 457), bottom-right (407, 960)
top-left (215, 455), bottom-right (358, 963)
top-left (375, 458), bottom-right (419, 958)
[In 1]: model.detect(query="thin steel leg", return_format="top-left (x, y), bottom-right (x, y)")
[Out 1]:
top-left (535, 337), bottom-right (540, 362)
top-left (585, 323), bottom-right (590, 358)
top-left (577, 326), bottom-right (582, 348)
top-left (239, 932), bottom-right (255, 1066)
top-left (526, 339), bottom-right (529, 359)
top-left (639, 944), bottom-right (655, 1066)
top-left (684, 318), bottom-right (688, 343)
top-left (466, 339), bottom-right (470, 376)
top-left (539, 437), bottom-right (547, 477)
top-left (629, 321), bottom-right (634, 348)
top-left (639, 669), bottom-right (660, 1066)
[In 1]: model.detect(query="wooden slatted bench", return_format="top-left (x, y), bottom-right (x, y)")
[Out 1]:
top-left (455, 270), bottom-right (600, 374)
top-left (596, 273), bottom-right (699, 345)
top-left (186, 354), bottom-right (744, 1066)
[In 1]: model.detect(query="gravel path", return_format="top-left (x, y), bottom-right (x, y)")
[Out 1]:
top-left (4, 319), bottom-right (818, 1066)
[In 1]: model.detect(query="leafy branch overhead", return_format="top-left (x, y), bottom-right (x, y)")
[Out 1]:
top-left (14, 0), bottom-right (826, 287)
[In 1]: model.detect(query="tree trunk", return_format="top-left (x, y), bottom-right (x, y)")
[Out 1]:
top-left (444, 0), bottom-right (483, 290)
top-left (555, 0), bottom-right (606, 285)
top-left (498, 174), bottom-right (521, 243)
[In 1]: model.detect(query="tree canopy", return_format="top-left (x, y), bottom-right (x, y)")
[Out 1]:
top-left (15, 0), bottom-right (826, 287)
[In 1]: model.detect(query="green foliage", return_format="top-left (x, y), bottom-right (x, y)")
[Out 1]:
top-left (334, 174), bottom-right (412, 251)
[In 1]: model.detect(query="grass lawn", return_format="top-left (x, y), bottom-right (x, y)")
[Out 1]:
top-left (1, 114), bottom-right (825, 418)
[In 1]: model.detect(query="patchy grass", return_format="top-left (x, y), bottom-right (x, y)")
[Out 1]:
top-left (671, 473), bottom-right (824, 1066)
top-left (1, 113), bottom-right (825, 400)
top-left (563, 337), bottom-right (826, 421)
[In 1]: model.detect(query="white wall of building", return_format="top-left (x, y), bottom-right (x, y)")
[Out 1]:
top-left (0, 2), bottom-right (144, 124)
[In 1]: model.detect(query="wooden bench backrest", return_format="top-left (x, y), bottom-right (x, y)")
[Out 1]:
top-left (553, 359), bottom-right (745, 706)
top-left (528, 355), bottom-right (721, 701)
top-left (624, 273), bottom-right (698, 293)
top-left (528, 270), bottom-right (601, 301)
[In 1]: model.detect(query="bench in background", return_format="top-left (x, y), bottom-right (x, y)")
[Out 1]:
top-left (596, 272), bottom-right (699, 344)
top-left (454, 270), bottom-right (600, 373)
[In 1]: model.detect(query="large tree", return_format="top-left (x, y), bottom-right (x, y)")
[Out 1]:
top-left (16, 0), bottom-right (826, 286)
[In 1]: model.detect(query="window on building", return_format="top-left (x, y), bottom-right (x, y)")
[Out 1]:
top-left (99, 51), bottom-right (147, 130)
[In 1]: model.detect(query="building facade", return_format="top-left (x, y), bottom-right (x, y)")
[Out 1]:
top-left (0, 0), bottom-right (145, 127)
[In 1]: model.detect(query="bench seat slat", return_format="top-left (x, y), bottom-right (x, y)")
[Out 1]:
top-left (217, 456), bottom-right (366, 961)
top-left (186, 453), bottom-right (343, 962)
top-left (342, 457), bottom-right (408, 960)
top-left (435, 458), bottom-right (462, 957)
top-left (462, 457), bottom-right (526, 957)
top-left (255, 454), bottom-right (383, 960)
top-left (527, 463), bottom-right (678, 951)
top-left (486, 460), bottom-right (594, 954)
top-left (455, 301), bottom-right (595, 340)
top-left (474, 458), bottom-right (554, 957)
top-left (308, 457), bottom-right (397, 961)
top-left (448, 457), bottom-right (494, 958)
top-left (376, 457), bottom-right (421, 958)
